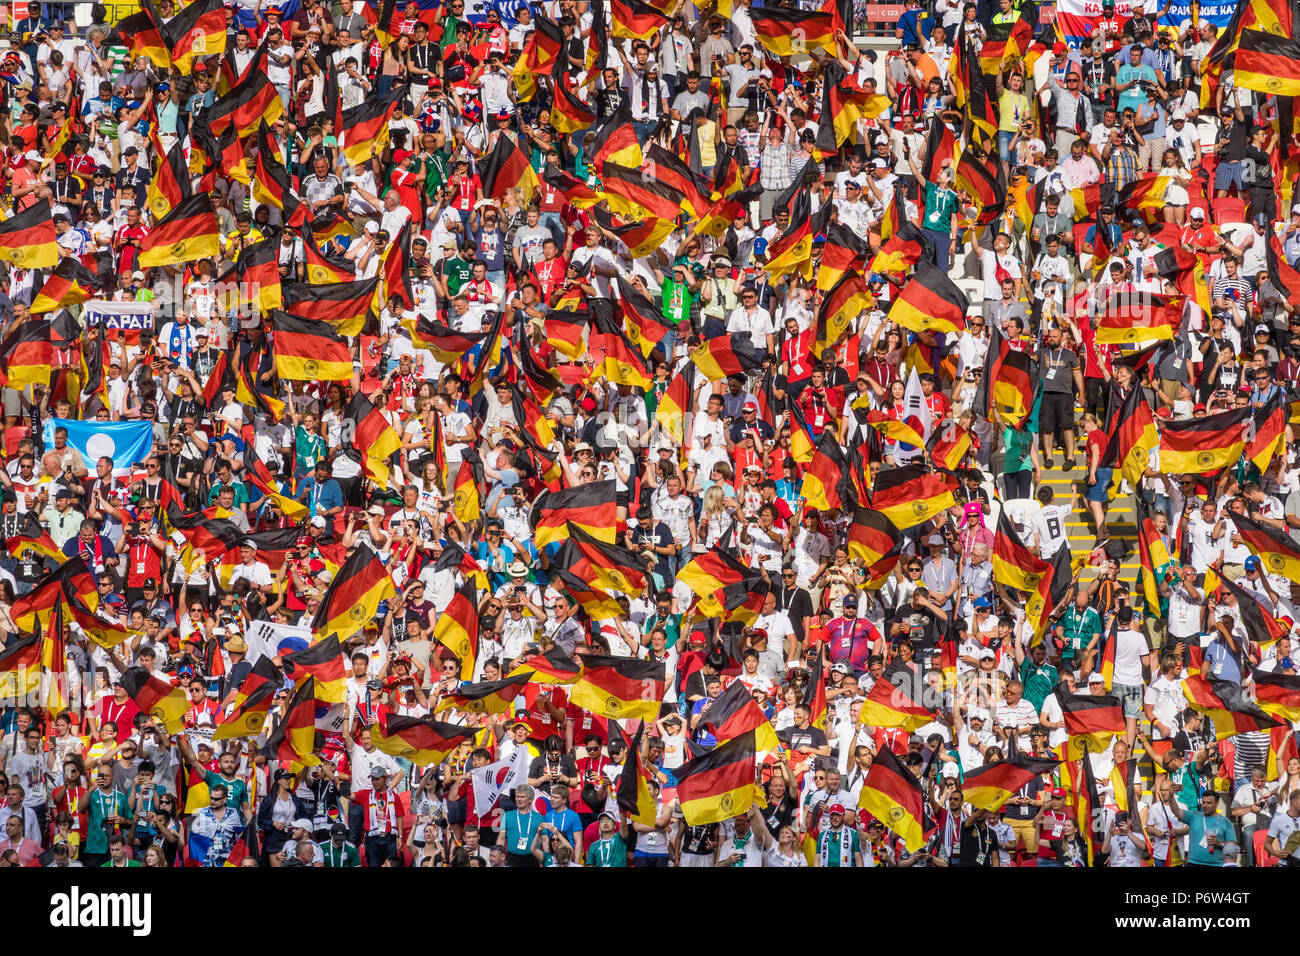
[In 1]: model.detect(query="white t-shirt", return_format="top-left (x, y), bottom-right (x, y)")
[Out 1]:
top-left (1111, 627), bottom-right (1149, 686)
top-left (1033, 504), bottom-right (1071, 558)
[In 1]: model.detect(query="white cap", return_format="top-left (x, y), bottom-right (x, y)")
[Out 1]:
top-left (1190, 207), bottom-right (1205, 219)
top-left (23, 149), bottom-right (40, 163)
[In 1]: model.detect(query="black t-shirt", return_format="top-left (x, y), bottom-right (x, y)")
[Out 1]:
top-left (1003, 776), bottom-right (1044, 821)
top-left (1219, 112), bottom-right (1254, 162)
top-left (761, 790), bottom-right (797, 833)
top-left (957, 821), bottom-right (999, 866)
top-left (778, 725), bottom-right (828, 752)
top-left (527, 753), bottom-right (577, 794)
top-left (680, 822), bottom-right (717, 855)
top-left (1243, 144), bottom-right (1273, 187)
top-left (889, 605), bottom-right (940, 650)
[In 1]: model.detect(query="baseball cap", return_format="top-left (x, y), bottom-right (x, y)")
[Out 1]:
top-left (741, 400), bottom-right (758, 412)
top-left (1244, 555), bottom-right (1261, 571)
top-left (1190, 207), bottom-right (1205, 219)
top-left (1050, 787), bottom-right (1066, 798)
top-left (827, 803), bottom-right (846, 815)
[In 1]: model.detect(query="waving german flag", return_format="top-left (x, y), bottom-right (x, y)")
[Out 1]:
top-left (312, 546), bottom-right (396, 639)
top-left (1101, 384), bottom-right (1158, 491)
top-left (801, 431), bottom-right (848, 512)
top-left (542, 164), bottom-right (602, 209)
top-left (207, 67), bottom-right (283, 138)
top-left (343, 391), bottom-right (401, 486)
top-left (570, 654), bottom-right (665, 720)
top-left (433, 580), bottom-right (479, 680)
top-left (0, 633), bottom-right (42, 698)
top-left (1182, 674), bottom-right (1283, 738)
top-left (704, 680), bottom-right (780, 751)
top-left (213, 658), bottom-right (280, 740)
top-left (847, 508), bottom-right (899, 566)
top-left (480, 131), bottom-right (540, 204)
top-left (550, 73), bottom-right (596, 134)
top-left (301, 227), bottom-right (355, 283)
top-left (340, 85), bottom-right (406, 167)
top-left (11, 557), bottom-right (98, 632)
top-left (1221, 574), bottom-right (1290, 647)
top-left (1158, 406), bottom-right (1250, 474)
top-left (601, 160), bottom-right (686, 223)
top-left (402, 316), bottom-right (486, 361)
top-left (857, 746), bottom-right (925, 851)
top-left (1254, 670), bottom-right (1300, 722)
top-left (556, 522), bottom-right (647, 596)
top-left (139, 193), bottom-right (220, 268)
top-left (1152, 245), bottom-right (1214, 315)
top-left (858, 663), bottom-right (934, 731)
top-left (270, 311), bottom-right (353, 382)
top-left (530, 480), bottom-right (619, 547)
top-left (655, 362), bottom-right (696, 439)
top-left (1247, 394), bottom-right (1286, 474)
top-left (120, 666), bottom-right (189, 733)
top-left (610, 0), bottom-right (669, 38)
top-left (978, 15), bottom-right (1034, 72)
top-left (764, 199), bottom-right (814, 281)
top-left (616, 724), bottom-right (660, 824)
top-left (5, 511), bottom-right (61, 565)
top-left (280, 634), bottom-right (346, 704)
top-left (374, 713), bottom-right (481, 765)
top-left (689, 334), bottom-right (763, 381)
top-left (0, 202), bottom-right (58, 270)
top-left (262, 677), bottom-right (320, 766)
top-left (1094, 293), bottom-right (1181, 344)
top-left (163, 0), bottom-right (226, 73)
top-left (31, 258), bottom-right (101, 314)
top-left (120, 9), bottom-right (170, 69)
top-left (1229, 511), bottom-right (1300, 586)
top-left (554, 568), bottom-right (624, 621)
top-left (217, 238), bottom-right (283, 315)
top-left (508, 645), bottom-right (582, 685)
top-left (675, 729), bottom-right (766, 825)
top-left (252, 123), bottom-right (308, 228)
top-left (1134, 497), bottom-right (1172, 614)
top-left (816, 272), bottom-right (873, 355)
top-left (870, 465), bottom-right (955, 530)
top-left (1059, 686), bottom-right (1125, 758)
top-left (678, 546), bottom-right (768, 625)
top-left (890, 260), bottom-right (968, 336)
top-left (591, 308), bottom-right (652, 389)
top-left (434, 672), bottom-right (532, 716)
top-left (643, 144), bottom-right (710, 219)
top-left (962, 754), bottom-right (1060, 812)
top-left (1025, 544), bottom-right (1072, 642)
top-left (954, 147), bottom-right (1006, 225)
top-left (751, 6), bottom-right (836, 57)
top-left (0, 321), bottom-right (54, 391)
top-left (590, 105), bottom-right (643, 168)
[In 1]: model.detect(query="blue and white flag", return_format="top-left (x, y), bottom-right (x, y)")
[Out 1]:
top-left (43, 418), bottom-right (154, 477)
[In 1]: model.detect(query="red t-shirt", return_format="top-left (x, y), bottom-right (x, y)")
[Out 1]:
top-left (96, 697), bottom-right (141, 741)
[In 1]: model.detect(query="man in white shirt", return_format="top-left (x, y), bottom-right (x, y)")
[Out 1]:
top-left (1109, 606), bottom-right (1151, 748)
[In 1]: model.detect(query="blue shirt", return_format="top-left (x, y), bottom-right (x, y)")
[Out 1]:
top-left (1185, 810), bottom-right (1234, 866)
top-left (897, 8), bottom-right (932, 47)
top-left (544, 807), bottom-right (582, 847)
top-left (1205, 636), bottom-right (1243, 684)
top-left (297, 475), bottom-right (343, 513)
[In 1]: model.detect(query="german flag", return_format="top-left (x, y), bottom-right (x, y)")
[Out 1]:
top-left (677, 547), bottom-right (768, 625)
top-left (1234, 30), bottom-right (1300, 94)
top-left (764, 207), bottom-right (814, 281)
top-left (1221, 574), bottom-right (1290, 647)
top-left (655, 362), bottom-right (696, 439)
top-left (643, 144), bottom-right (710, 219)
top-left (434, 672), bottom-right (531, 716)
top-left (343, 390), bottom-right (401, 486)
top-left (1063, 754), bottom-right (1101, 864)
top-left (39, 599), bottom-right (68, 710)
top-left (119, 665), bottom-right (189, 733)
top-left (590, 106), bottom-right (643, 169)
top-left (543, 309), bottom-right (587, 360)
top-left (11, 557), bottom-right (98, 632)
top-left (704, 680), bottom-right (780, 752)
top-left (1267, 232), bottom-right (1300, 309)
top-left (1254, 670), bottom-right (1300, 722)
top-left (144, 133), bottom-right (190, 222)
top-left (554, 568), bottom-right (625, 621)
top-left (213, 659), bottom-right (279, 740)
top-left (610, 0), bottom-right (668, 38)
top-left (815, 271), bottom-right (873, 355)
top-left (5, 511), bottom-right (62, 565)
top-left (801, 430), bottom-right (847, 512)
top-left (865, 409), bottom-right (926, 450)
top-left (856, 746), bottom-right (925, 851)
top-left (601, 161), bottom-right (685, 224)
top-left (751, 6), bottom-right (836, 57)
top-left (166, 505), bottom-right (246, 561)
top-left (1247, 394), bottom-right (1286, 474)
top-left (163, 0), bottom-right (226, 73)
top-left (269, 311), bottom-right (352, 382)
top-left (927, 421), bottom-right (972, 472)
top-left (1228, 511), bottom-right (1300, 585)
top-left (217, 238), bottom-right (283, 315)
top-left (963, 46), bottom-right (999, 145)
top-left (1099, 386), bottom-right (1156, 494)
top-left (340, 85), bottom-right (405, 167)
top-left (870, 219), bottom-right (928, 277)
top-left (433, 580), bottom-right (479, 680)
top-left (689, 335), bottom-right (763, 381)
top-left (401, 315), bottom-right (484, 360)
top-left (954, 147), bottom-right (1006, 224)
top-left (262, 676), bottom-right (320, 766)
top-left (617, 277), bottom-right (673, 359)
top-left (616, 723), bottom-right (660, 824)
top-left (451, 447), bottom-right (481, 523)
top-left (542, 164), bottom-right (602, 210)
top-left (890, 260), bottom-right (968, 336)
top-left (591, 310), bottom-right (653, 390)
top-left (1094, 294), bottom-right (1181, 344)
top-left (119, 10), bottom-right (171, 69)
top-left (815, 221), bottom-right (869, 293)
top-left (30, 259), bottom-right (101, 315)
top-left (16, 324), bottom-right (64, 403)
top-left (846, 508), bottom-right (898, 566)
top-left (1059, 686), bottom-right (1125, 758)
top-left (870, 465), bottom-right (955, 530)
top-left (301, 228), bottom-right (356, 284)
top-left (1182, 674), bottom-right (1283, 738)
top-left (280, 634), bottom-right (346, 704)
top-left (1069, 182), bottom-right (1102, 222)
top-left (921, 113), bottom-right (959, 185)
top-left (675, 729), bottom-right (765, 825)
top-left (139, 193), bottom-right (219, 268)
top-left (68, 598), bottom-right (139, 650)
top-left (311, 546), bottom-right (395, 639)
top-left (1158, 406), bottom-right (1250, 474)
top-left (252, 123), bottom-right (307, 228)
top-left (592, 208), bottom-right (677, 259)
top-left (979, 15), bottom-right (1034, 72)
top-left (556, 522), bottom-right (647, 596)
top-left (962, 754), bottom-right (1060, 812)
top-left (549, 72), bottom-right (596, 134)
top-left (508, 645), bottom-right (582, 685)
top-left (529, 480), bottom-right (618, 547)
top-left (570, 654), bottom-right (665, 720)
top-left (374, 713), bottom-right (481, 765)
top-left (1152, 245), bottom-right (1214, 315)
top-left (0, 203), bottom-right (58, 270)
top-left (812, 60), bottom-right (888, 159)
top-left (973, 327), bottom-right (1035, 428)
top-left (480, 132), bottom-right (539, 205)
top-left (206, 68), bottom-right (283, 139)
top-left (0, 633), bottom-right (42, 698)
top-left (1025, 544), bottom-right (1072, 642)
top-left (1115, 174), bottom-right (1174, 224)
top-left (1134, 497), bottom-right (1172, 615)
top-left (858, 662), bottom-right (934, 731)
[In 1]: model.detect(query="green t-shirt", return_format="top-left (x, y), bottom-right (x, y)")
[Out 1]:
top-left (586, 835), bottom-right (627, 867)
top-left (85, 788), bottom-right (128, 854)
top-left (319, 840), bottom-right (361, 867)
top-left (661, 278), bottom-right (692, 326)
top-left (204, 771), bottom-right (249, 810)
top-left (816, 827), bottom-right (862, 867)
top-left (442, 256), bottom-right (474, 296)
top-left (208, 480), bottom-right (250, 507)
top-left (100, 859), bottom-right (142, 867)
top-left (1019, 659), bottom-right (1059, 712)
top-left (1059, 605), bottom-right (1102, 661)
top-left (922, 181), bottom-right (959, 234)
top-left (642, 611), bottom-right (683, 648)
top-left (294, 425), bottom-right (328, 475)
top-left (1003, 426), bottom-right (1034, 474)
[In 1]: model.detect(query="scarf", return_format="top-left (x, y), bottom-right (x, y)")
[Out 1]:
top-left (818, 825), bottom-right (854, 868)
